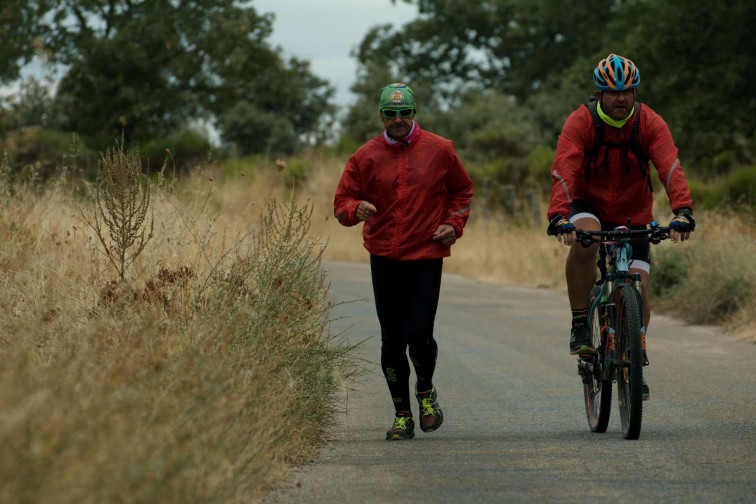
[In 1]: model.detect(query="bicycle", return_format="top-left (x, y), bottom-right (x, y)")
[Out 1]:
top-left (573, 222), bottom-right (670, 440)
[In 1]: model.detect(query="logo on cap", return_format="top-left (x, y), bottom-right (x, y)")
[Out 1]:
top-left (390, 91), bottom-right (404, 103)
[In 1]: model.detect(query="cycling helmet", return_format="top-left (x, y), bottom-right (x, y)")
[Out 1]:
top-left (593, 53), bottom-right (640, 91)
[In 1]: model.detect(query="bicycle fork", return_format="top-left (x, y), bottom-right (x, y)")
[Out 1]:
top-left (601, 275), bottom-right (618, 382)
top-left (577, 293), bottom-right (611, 383)
top-left (602, 272), bottom-right (645, 380)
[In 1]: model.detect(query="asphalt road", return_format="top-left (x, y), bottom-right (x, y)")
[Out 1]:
top-left (264, 260), bottom-right (756, 504)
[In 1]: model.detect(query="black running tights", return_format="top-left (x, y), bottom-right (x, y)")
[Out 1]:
top-left (370, 254), bottom-right (442, 414)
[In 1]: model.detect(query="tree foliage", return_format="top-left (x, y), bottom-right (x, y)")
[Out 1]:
top-left (1, 0), bottom-right (334, 153)
top-left (609, 0), bottom-right (756, 165)
top-left (0, 2), bottom-right (52, 84)
top-left (345, 0), bottom-right (756, 170)
top-left (356, 0), bottom-right (621, 101)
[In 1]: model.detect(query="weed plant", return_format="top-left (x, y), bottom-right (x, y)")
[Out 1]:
top-left (80, 137), bottom-right (154, 281)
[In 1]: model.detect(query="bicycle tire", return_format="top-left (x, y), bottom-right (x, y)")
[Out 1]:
top-left (584, 286), bottom-right (612, 433)
top-left (615, 285), bottom-right (644, 440)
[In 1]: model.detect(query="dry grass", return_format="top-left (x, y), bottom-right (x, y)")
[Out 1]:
top-left (0, 164), bottom-right (354, 503)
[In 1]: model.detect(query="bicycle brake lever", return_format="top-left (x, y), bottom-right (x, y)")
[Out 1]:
top-left (576, 232), bottom-right (595, 248)
top-left (649, 228), bottom-right (670, 244)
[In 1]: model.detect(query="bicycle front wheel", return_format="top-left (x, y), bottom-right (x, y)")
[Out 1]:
top-left (584, 286), bottom-right (611, 433)
top-left (615, 286), bottom-right (644, 440)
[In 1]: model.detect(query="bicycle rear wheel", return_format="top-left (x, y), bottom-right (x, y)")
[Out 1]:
top-left (583, 286), bottom-right (612, 432)
top-left (615, 285), bottom-right (644, 440)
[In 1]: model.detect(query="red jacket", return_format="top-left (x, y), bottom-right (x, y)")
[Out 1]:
top-left (334, 124), bottom-right (473, 260)
top-left (548, 103), bottom-right (693, 225)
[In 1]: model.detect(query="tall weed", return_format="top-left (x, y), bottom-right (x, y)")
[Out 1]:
top-left (80, 137), bottom-right (154, 281)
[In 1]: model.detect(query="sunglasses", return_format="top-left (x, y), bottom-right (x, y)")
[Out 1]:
top-left (381, 108), bottom-right (415, 118)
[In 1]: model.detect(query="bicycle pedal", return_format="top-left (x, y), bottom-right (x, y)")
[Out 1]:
top-left (577, 356), bottom-right (594, 374)
top-left (577, 364), bottom-right (593, 384)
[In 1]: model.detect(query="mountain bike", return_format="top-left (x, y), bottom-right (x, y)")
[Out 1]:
top-left (574, 222), bottom-right (670, 440)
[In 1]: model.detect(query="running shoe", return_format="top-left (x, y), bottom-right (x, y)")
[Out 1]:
top-left (569, 322), bottom-right (596, 355)
top-left (415, 386), bottom-right (444, 432)
top-left (386, 413), bottom-right (415, 440)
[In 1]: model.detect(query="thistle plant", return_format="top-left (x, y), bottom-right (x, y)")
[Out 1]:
top-left (82, 137), bottom-right (154, 281)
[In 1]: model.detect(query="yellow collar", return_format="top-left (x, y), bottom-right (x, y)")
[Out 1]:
top-left (597, 102), bottom-right (635, 128)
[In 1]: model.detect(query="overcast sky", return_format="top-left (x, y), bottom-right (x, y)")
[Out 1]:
top-left (253, 0), bottom-right (419, 105)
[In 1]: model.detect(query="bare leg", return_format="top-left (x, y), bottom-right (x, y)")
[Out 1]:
top-left (566, 217), bottom-right (601, 309)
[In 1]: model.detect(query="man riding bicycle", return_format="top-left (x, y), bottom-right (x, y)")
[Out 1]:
top-left (547, 53), bottom-right (695, 400)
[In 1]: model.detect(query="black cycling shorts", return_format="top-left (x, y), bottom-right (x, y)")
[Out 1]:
top-left (569, 199), bottom-right (651, 271)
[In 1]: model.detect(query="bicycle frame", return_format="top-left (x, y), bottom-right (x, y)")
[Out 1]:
top-left (587, 236), bottom-right (642, 381)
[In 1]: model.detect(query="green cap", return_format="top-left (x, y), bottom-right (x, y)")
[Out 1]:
top-left (379, 82), bottom-right (416, 109)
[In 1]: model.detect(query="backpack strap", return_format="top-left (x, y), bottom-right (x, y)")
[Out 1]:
top-left (628, 102), bottom-right (653, 192)
top-left (584, 99), bottom-right (603, 157)
top-left (583, 100), bottom-right (603, 183)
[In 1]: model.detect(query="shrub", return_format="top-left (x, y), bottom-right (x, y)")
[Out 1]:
top-left (653, 234), bottom-right (756, 325)
top-left (685, 167), bottom-right (756, 211)
top-left (721, 166), bottom-right (756, 206)
top-left (139, 129), bottom-right (212, 174)
top-left (650, 245), bottom-right (696, 297)
top-left (686, 178), bottom-right (721, 211)
top-left (712, 150), bottom-right (736, 175)
top-left (281, 157), bottom-right (312, 187)
top-left (526, 145), bottom-right (556, 192)
top-left (219, 154), bottom-right (268, 179)
top-left (220, 101), bottom-right (299, 157)
top-left (0, 127), bottom-right (96, 184)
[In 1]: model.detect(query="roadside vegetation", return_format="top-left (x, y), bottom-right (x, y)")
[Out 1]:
top-left (0, 146), bottom-right (355, 503)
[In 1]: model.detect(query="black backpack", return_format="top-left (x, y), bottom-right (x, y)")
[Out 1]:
top-left (583, 97), bottom-right (653, 192)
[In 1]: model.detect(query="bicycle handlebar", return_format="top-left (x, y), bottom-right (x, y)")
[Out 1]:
top-left (574, 226), bottom-right (671, 247)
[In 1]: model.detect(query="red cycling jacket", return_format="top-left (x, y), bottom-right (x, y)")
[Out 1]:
top-left (548, 103), bottom-right (693, 225)
top-left (334, 124), bottom-right (473, 261)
